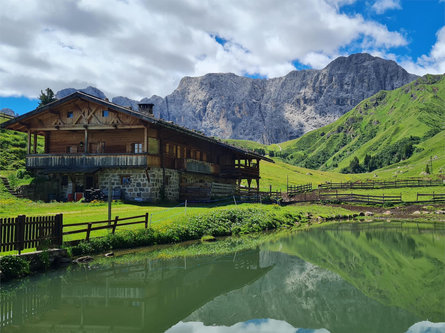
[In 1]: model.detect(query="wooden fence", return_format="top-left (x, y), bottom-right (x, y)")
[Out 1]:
top-left (63, 213), bottom-right (149, 241)
top-left (319, 192), bottom-right (402, 205)
top-left (318, 179), bottom-right (443, 190)
top-left (0, 214), bottom-right (63, 254)
top-left (287, 183), bottom-right (312, 196)
top-left (416, 193), bottom-right (445, 202)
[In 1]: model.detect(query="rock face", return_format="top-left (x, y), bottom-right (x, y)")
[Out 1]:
top-left (157, 53), bottom-right (417, 143)
top-left (56, 86), bottom-right (107, 100)
top-left (56, 53), bottom-right (418, 144)
top-left (0, 108), bottom-right (16, 117)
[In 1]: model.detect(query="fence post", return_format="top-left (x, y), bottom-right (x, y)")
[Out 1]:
top-left (16, 215), bottom-right (26, 255)
top-left (55, 213), bottom-right (63, 247)
top-left (112, 216), bottom-right (119, 234)
top-left (145, 212), bottom-right (148, 229)
top-left (86, 223), bottom-right (92, 241)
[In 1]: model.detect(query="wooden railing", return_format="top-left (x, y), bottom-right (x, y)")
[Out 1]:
top-left (26, 153), bottom-right (149, 169)
top-left (63, 214), bottom-right (149, 241)
top-left (318, 179), bottom-right (443, 190)
top-left (319, 192), bottom-right (402, 204)
top-left (416, 193), bottom-right (445, 202)
top-left (287, 183), bottom-right (312, 196)
top-left (220, 164), bottom-right (259, 178)
top-left (0, 214), bottom-right (63, 254)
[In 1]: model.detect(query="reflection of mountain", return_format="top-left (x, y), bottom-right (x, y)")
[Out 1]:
top-left (1, 250), bottom-right (270, 333)
top-left (264, 226), bottom-right (445, 322)
top-left (186, 250), bottom-right (418, 333)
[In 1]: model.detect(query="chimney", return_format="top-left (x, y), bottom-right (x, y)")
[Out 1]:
top-left (138, 103), bottom-right (154, 116)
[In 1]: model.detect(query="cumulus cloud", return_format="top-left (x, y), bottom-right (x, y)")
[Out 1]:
top-left (0, 0), bottom-right (409, 99)
top-left (372, 0), bottom-right (401, 14)
top-left (401, 26), bottom-right (445, 75)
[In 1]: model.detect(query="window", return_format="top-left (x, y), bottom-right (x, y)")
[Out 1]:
top-left (148, 138), bottom-right (159, 154)
top-left (67, 111), bottom-right (73, 118)
top-left (102, 110), bottom-right (109, 117)
top-left (121, 175), bottom-right (131, 185)
top-left (132, 143), bottom-right (143, 153)
top-left (66, 145), bottom-right (77, 153)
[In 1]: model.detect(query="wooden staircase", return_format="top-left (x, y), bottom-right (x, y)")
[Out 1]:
top-left (0, 177), bottom-right (24, 198)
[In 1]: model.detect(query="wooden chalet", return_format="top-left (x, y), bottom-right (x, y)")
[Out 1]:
top-left (1, 92), bottom-right (272, 202)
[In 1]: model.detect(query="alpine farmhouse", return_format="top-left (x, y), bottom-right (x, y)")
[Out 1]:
top-left (1, 92), bottom-right (272, 202)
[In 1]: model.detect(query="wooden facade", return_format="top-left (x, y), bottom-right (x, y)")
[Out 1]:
top-left (2, 92), bottom-right (272, 201)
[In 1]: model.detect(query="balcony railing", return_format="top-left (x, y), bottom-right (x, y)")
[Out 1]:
top-left (26, 153), bottom-right (149, 169)
top-left (220, 164), bottom-right (259, 178)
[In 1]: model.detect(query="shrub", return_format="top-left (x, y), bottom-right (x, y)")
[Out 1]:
top-left (0, 256), bottom-right (30, 281)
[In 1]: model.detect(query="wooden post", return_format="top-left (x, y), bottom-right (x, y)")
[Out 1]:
top-left (44, 132), bottom-right (49, 153)
top-left (108, 182), bottom-right (112, 225)
top-left (16, 215), bottom-right (26, 254)
top-left (145, 212), bottom-right (148, 229)
top-left (33, 132), bottom-right (37, 154)
top-left (27, 130), bottom-right (31, 154)
top-left (144, 127), bottom-right (148, 153)
top-left (84, 126), bottom-right (88, 154)
top-left (112, 216), bottom-right (119, 234)
top-left (55, 214), bottom-right (63, 247)
top-left (86, 223), bottom-right (92, 241)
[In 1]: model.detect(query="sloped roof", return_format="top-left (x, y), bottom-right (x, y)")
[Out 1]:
top-left (1, 91), bottom-right (273, 163)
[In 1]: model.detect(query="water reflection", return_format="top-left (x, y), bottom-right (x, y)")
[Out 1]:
top-left (167, 319), bottom-right (329, 332)
top-left (0, 225), bottom-right (443, 333)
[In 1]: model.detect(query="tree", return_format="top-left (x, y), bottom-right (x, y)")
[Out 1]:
top-left (38, 88), bottom-right (56, 107)
top-left (425, 164), bottom-right (430, 174)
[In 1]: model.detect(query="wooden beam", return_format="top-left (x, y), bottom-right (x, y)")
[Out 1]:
top-left (44, 132), bottom-right (50, 153)
top-left (84, 126), bottom-right (88, 154)
top-left (29, 125), bottom-right (146, 131)
top-left (33, 132), bottom-right (37, 154)
top-left (144, 127), bottom-right (148, 153)
top-left (27, 130), bottom-right (31, 154)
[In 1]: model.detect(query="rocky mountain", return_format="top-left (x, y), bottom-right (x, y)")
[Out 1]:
top-left (0, 108), bottom-right (16, 117)
top-left (56, 86), bottom-right (107, 100)
top-left (56, 53), bottom-right (417, 144)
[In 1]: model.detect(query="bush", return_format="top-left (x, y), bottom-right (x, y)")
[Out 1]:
top-left (0, 256), bottom-right (30, 281)
top-left (70, 207), bottom-right (307, 256)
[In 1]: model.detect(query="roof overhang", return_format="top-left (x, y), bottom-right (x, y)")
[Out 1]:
top-left (1, 91), bottom-right (274, 163)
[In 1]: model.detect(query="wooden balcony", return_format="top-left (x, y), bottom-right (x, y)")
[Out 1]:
top-left (220, 164), bottom-right (259, 179)
top-left (26, 153), bottom-right (149, 170)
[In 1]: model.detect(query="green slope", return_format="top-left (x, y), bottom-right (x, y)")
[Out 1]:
top-left (0, 114), bottom-right (42, 170)
top-left (275, 74), bottom-right (444, 175)
top-left (266, 227), bottom-right (445, 321)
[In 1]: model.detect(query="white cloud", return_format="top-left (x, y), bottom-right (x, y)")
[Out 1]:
top-left (0, 0), bottom-right (408, 99)
top-left (372, 0), bottom-right (401, 14)
top-left (165, 319), bottom-right (331, 333)
top-left (401, 26), bottom-right (445, 75)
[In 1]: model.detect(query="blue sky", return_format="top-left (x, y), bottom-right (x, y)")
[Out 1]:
top-left (0, 0), bottom-right (444, 115)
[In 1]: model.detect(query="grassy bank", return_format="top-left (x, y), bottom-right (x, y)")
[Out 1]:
top-left (69, 204), bottom-right (356, 256)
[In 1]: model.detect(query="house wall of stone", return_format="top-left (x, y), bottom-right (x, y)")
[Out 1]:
top-left (97, 167), bottom-right (180, 202)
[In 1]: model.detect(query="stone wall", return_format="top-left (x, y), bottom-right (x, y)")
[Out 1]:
top-left (97, 167), bottom-right (180, 202)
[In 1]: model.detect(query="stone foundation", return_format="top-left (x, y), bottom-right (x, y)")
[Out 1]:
top-left (97, 167), bottom-right (180, 202)
top-left (27, 167), bottom-right (236, 203)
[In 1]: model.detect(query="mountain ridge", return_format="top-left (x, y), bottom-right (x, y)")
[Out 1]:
top-left (55, 53), bottom-right (418, 144)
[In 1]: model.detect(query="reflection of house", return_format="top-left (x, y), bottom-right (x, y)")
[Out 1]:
top-left (1, 92), bottom-right (272, 201)
top-left (1, 250), bottom-right (271, 333)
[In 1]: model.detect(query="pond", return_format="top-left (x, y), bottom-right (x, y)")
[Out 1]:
top-left (1, 223), bottom-right (444, 333)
